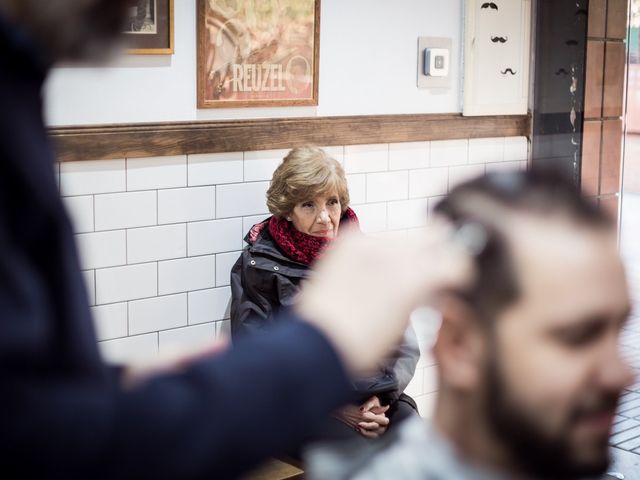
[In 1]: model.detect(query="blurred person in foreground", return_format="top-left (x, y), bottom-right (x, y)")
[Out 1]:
top-left (308, 169), bottom-right (636, 480)
top-left (231, 146), bottom-right (420, 446)
top-left (0, 1), bottom-right (473, 478)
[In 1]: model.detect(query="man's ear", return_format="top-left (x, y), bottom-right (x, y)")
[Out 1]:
top-left (434, 296), bottom-right (487, 391)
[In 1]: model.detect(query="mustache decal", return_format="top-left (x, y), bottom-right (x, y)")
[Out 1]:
top-left (481, 2), bottom-right (499, 10)
top-left (555, 68), bottom-right (570, 76)
top-left (491, 36), bottom-right (508, 43)
top-left (501, 68), bottom-right (517, 75)
top-left (565, 39), bottom-right (578, 46)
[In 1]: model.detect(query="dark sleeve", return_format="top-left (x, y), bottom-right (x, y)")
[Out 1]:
top-left (384, 324), bottom-right (420, 403)
top-left (2, 318), bottom-right (351, 480)
top-left (230, 250), bottom-right (298, 339)
top-left (230, 250), bottom-right (273, 337)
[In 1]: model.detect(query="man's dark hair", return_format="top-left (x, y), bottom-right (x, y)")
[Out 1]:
top-left (432, 168), bottom-right (612, 324)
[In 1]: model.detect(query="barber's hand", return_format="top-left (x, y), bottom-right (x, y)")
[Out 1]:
top-left (297, 219), bottom-right (474, 374)
top-left (335, 396), bottom-right (389, 439)
top-left (122, 337), bottom-right (229, 388)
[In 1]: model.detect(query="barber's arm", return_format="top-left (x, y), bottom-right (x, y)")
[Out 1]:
top-left (0, 217), bottom-right (349, 479)
top-left (1, 222), bottom-right (473, 479)
top-left (109, 318), bottom-right (350, 479)
top-left (1, 315), bottom-right (348, 479)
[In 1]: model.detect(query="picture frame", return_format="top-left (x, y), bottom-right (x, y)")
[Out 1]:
top-left (197, 0), bottom-right (320, 108)
top-left (125, 0), bottom-right (174, 55)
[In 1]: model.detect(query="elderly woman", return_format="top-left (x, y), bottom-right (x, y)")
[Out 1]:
top-left (230, 146), bottom-right (419, 443)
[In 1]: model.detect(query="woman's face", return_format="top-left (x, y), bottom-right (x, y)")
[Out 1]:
top-left (289, 191), bottom-right (341, 239)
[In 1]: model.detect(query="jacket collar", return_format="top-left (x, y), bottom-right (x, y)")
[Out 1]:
top-left (244, 211), bottom-right (359, 266)
top-left (245, 218), bottom-right (306, 266)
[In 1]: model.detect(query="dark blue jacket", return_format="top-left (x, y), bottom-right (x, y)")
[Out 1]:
top-left (0, 14), bottom-right (349, 479)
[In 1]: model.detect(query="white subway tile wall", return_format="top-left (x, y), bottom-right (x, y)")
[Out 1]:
top-left (158, 186), bottom-right (215, 224)
top-left (387, 198), bottom-right (430, 230)
top-left (449, 164), bottom-right (487, 190)
top-left (188, 287), bottom-right (231, 325)
top-left (344, 143), bottom-right (389, 173)
top-left (128, 293), bottom-right (188, 335)
top-left (75, 230), bottom-right (127, 270)
top-left (159, 322), bottom-right (217, 356)
top-left (366, 171), bottom-right (408, 202)
top-left (127, 224), bottom-right (187, 264)
top-left (96, 263), bottom-right (158, 304)
top-left (158, 255), bottom-right (216, 295)
top-left (354, 202), bottom-right (388, 233)
top-left (409, 167), bottom-right (448, 199)
top-left (188, 152), bottom-right (244, 186)
top-left (389, 142), bottom-right (430, 171)
top-left (504, 136), bottom-right (529, 161)
top-left (62, 195), bottom-right (94, 233)
top-left (345, 174), bottom-right (366, 205)
top-left (244, 149), bottom-right (289, 182)
top-left (60, 137), bottom-right (529, 415)
top-left (60, 159), bottom-right (126, 196)
top-left (95, 191), bottom-right (156, 231)
top-left (91, 303), bottom-right (128, 341)
top-left (429, 139), bottom-right (468, 167)
top-left (187, 218), bottom-right (243, 256)
top-left (215, 251), bottom-right (241, 287)
top-left (468, 137), bottom-right (504, 164)
top-left (127, 155), bottom-right (187, 191)
top-left (216, 181), bottom-right (270, 218)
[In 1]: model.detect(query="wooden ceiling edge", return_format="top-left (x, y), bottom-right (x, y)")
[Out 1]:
top-left (51, 113), bottom-right (530, 162)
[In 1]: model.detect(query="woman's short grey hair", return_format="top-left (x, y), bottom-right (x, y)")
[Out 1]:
top-left (266, 146), bottom-right (350, 218)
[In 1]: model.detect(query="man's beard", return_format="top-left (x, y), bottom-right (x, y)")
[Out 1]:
top-left (484, 354), bottom-right (618, 480)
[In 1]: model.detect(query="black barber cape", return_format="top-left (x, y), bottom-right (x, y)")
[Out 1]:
top-left (0, 14), bottom-right (349, 479)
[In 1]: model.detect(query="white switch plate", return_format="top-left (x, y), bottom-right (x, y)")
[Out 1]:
top-left (417, 37), bottom-right (452, 89)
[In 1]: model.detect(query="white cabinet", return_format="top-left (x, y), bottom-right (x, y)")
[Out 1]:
top-left (463, 0), bottom-right (532, 116)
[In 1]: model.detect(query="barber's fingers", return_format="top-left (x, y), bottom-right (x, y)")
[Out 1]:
top-left (298, 222), bottom-right (475, 374)
top-left (403, 218), bottom-right (476, 303)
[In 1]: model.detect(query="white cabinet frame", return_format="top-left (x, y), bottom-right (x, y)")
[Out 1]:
top-left (463, 0), bottom-right (532, 116)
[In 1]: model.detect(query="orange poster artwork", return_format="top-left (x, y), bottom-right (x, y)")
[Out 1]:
top-left (197, 0), bottom-right (320, 108)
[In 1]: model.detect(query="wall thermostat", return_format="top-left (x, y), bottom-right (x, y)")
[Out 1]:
top-left (417, 37), bottom-right (452, 89)
top-left (424, 48), bottom-right (449, 77)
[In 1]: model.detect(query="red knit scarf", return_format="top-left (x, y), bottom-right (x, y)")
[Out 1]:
top-left (268, 208), bottom-right (359, 265)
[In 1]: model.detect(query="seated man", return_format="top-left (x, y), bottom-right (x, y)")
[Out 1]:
top-left (307, 169), bottom-right (635, 480)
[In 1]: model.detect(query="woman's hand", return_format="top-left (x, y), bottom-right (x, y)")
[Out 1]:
top-left (335, 395), bottom-right (390, 439)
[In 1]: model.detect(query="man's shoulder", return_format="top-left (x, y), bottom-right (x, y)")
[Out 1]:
top-left (306, 416), bottom-right (503, 480)
top-left (305, 416), bottom-right (432, 480)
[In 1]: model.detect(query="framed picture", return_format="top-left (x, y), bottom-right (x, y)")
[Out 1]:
top-left (125, 0), bottom-right (174, 54)
top-left (197, 0), bottom-right (320, 108)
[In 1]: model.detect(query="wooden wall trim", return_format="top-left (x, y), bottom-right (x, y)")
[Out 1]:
top-left (49, 113), bottom-right (530, 162)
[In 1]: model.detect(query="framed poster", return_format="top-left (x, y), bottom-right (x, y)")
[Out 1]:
top-left (197, 0), bottom-right (320, 108)
top-left (125, 0), bottom-right (174, 54)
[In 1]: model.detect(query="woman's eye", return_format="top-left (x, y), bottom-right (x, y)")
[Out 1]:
top-left (328, 198), bottom-right (339, 205)
top-left (302, 202), bottom-right (314, 208)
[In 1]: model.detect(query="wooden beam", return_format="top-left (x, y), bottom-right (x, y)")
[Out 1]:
top-left (49, 113), bottom-right (530, 162)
